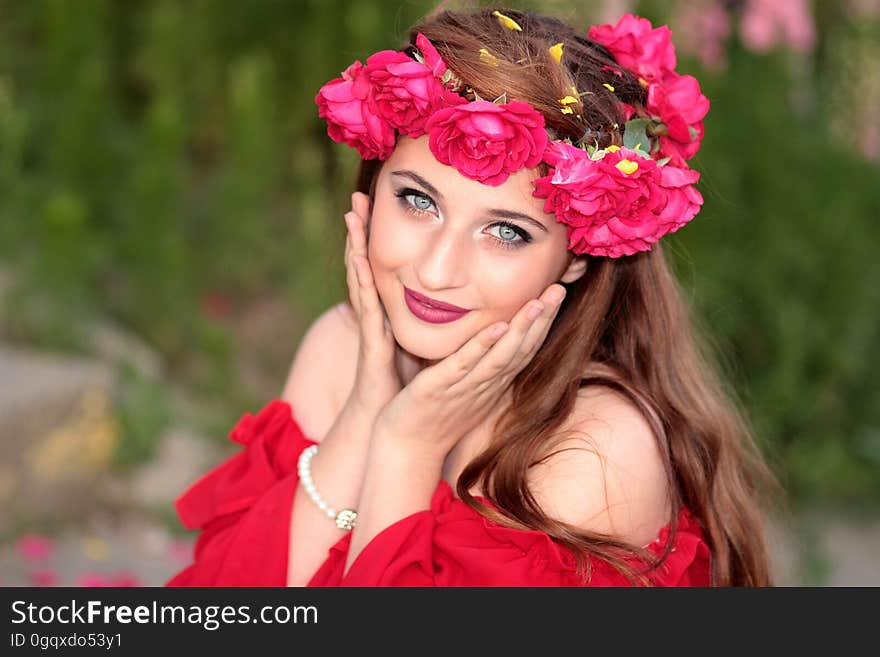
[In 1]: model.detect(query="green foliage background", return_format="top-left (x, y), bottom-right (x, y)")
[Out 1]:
top-left (0, 0), bottom-right (877, 507)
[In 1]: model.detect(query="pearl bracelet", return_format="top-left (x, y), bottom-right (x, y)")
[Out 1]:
top-left (296, 445), bottom-right (358, 531)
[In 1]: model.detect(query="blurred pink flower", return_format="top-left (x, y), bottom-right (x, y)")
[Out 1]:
top-left (109, 571), bottom-right (142, 587)
top-left (169, 539), bottom-right (194, 563)
top-left (16, 534), bottom-right (54, 561)
top-left (672, 2), bottom-right (732, 72)
top-left (741, 0), bottom-right (816, 54)
top-left (76, 570), bottom-right (143, 587)
top-left (28, 569), bottom-right (59, 586)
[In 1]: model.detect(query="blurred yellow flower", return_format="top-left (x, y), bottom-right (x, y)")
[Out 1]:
top-left (492, 10), bottom-right (522, 32)
top-left (479, 48), bottom-right (498, 66)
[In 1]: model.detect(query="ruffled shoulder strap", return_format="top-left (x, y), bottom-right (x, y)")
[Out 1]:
top-left (174, 399), bottom-right (317, 530)
top-left (430, 481), bottom-right (711, 585)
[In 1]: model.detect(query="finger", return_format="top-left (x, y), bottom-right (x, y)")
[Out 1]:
top-left (507, 284), bottom-right (566, 372)
top-left (348, 201), bottom-right (369, 259)
top-left (352, 191), bottom-right (371, 225)
top-left (463, 298), bottom-right (545, 385)
top-left (344, 214), bottom-right (361, 315)
top-left (461, 284), bottom-right (565, 386)
top-left (425, 320), bottom-right (510, 389)
top-left (353, 254), bottom-right (387, 346)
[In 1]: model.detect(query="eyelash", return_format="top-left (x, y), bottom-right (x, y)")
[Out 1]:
top-left (393, 187), bottom-right (533, 250)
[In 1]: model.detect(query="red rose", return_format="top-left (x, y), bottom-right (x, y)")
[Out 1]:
top-left (363, 49), bottom-right (464, 138)
top-left (315, 61), bottom-right (396, 160)
top-left (534, 142), bottom-right (703, 257)
top-left (588, 13), bottom-right (678, 83)
top-left (426, 100), bottom-right (548, 186)
top-left (646, 73), bottom-right (710, 165)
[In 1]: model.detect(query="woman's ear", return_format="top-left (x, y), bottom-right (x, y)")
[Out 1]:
top-left (559, 254), bottom-right (588, 284)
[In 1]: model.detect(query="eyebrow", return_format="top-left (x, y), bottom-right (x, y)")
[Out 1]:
top-left (389, 169), bottom-right (549, 233)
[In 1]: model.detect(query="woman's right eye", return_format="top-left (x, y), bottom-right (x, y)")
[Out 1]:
top-left (396, 188), bottom-right (437, 215)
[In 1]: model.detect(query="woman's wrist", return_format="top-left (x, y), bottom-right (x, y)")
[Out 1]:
top-left (341, 422), bottom-right (444, 577)
top-left (370, 421), bottom-right (449, 468)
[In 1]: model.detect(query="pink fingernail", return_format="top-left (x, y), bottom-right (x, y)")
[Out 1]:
top-left (527, 302), bottom-right (544, 320)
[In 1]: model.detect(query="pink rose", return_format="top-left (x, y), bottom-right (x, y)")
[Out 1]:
top-left (588, 13), bottom-right (678, 83)
top-left (416, 33), bottom-right (448, 77)
top-left (646, 73), bottom-right (710, 166)
top-left (315, 61), bottom-right (396, 160)
top-left (363, 49), bottom-right (464, 138)
top-left (534, 142), bottom-right (703, 257)
top-left (426, 100), bottom-right (548, 186)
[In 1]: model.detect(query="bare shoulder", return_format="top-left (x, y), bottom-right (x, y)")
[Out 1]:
top-left (526, 385), bottom-right (671, 547)
top-left (280, 301), bottom-right (360, 443)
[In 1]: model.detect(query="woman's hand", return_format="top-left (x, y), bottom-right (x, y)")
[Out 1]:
top-left (341, 191), bottom-right (402, 420)
top-left (372, 283), bottom-right (567, 460)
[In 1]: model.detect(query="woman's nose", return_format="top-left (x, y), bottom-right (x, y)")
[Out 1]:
top-left (413, 228), bottom-right (469, 290)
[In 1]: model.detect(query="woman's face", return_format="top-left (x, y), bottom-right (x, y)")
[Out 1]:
top-left (367, 135), bottom-right (587, 362)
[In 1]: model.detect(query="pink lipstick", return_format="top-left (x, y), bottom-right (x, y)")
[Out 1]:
top-left (404, 287), bottom-right (471, 324)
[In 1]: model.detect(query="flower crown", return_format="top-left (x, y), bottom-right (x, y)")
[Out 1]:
top-left (315, 12), bottom-right (709, 258)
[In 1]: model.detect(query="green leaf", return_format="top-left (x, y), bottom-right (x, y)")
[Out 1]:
top-left (623, 118), bottom-right (651, 152)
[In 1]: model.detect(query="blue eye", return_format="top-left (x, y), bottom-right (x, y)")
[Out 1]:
top-left (394, 187), bottom-right (532, 251)
top-left (410, 194), bottom-right (434, 211)
top-left (488, 222), bottom-right (532, 250)
top-left (395, 188), bottom-right (437, 214)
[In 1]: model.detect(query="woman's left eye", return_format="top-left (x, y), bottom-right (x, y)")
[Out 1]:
top-left (488, 222), bottom-right (532, 250)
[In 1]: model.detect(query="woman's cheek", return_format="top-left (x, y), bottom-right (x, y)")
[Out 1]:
top-left (369, 214), bottom-right (422, 270)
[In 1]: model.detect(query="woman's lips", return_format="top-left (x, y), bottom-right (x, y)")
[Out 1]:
top-left (404, 288), bottom-right (471, 324)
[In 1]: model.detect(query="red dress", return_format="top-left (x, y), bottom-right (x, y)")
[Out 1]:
top-left (166, 399), bottom-right (711, 587)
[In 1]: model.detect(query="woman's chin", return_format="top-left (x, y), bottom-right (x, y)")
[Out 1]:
top-left (391, 326), bottom-right (461, 363)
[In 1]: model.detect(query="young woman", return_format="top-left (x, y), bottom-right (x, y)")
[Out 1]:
top-left (167, 8), bottom-right (774, 587)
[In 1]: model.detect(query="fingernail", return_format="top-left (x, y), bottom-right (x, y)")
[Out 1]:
top-left (490, 323), bottom-right (508, 339)
top-left (527, 302), bottom-right (544, 320)
top-left (550, 287), bottom-right (566, 305)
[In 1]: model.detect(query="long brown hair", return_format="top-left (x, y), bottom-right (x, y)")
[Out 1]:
top-left (351, 7), bottom-right (776, 586)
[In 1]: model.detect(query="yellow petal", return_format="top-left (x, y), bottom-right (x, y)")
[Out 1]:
top-left (605, 145), bottom-right (620, 153)
top-left (603, 83), bottom-right (615, 93)
top-left (492, 10), bottom-right (522, 31)
top-left (616, 159), bottom-right (639, 175)
top-left (559, 95), bottom-right (578, 105)
top-left (479, 48), bottom-right (498, 66)
top-left (561, 107), bottom-right (574, 114)
top-left (548, 42), bottom-right (564, 63)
